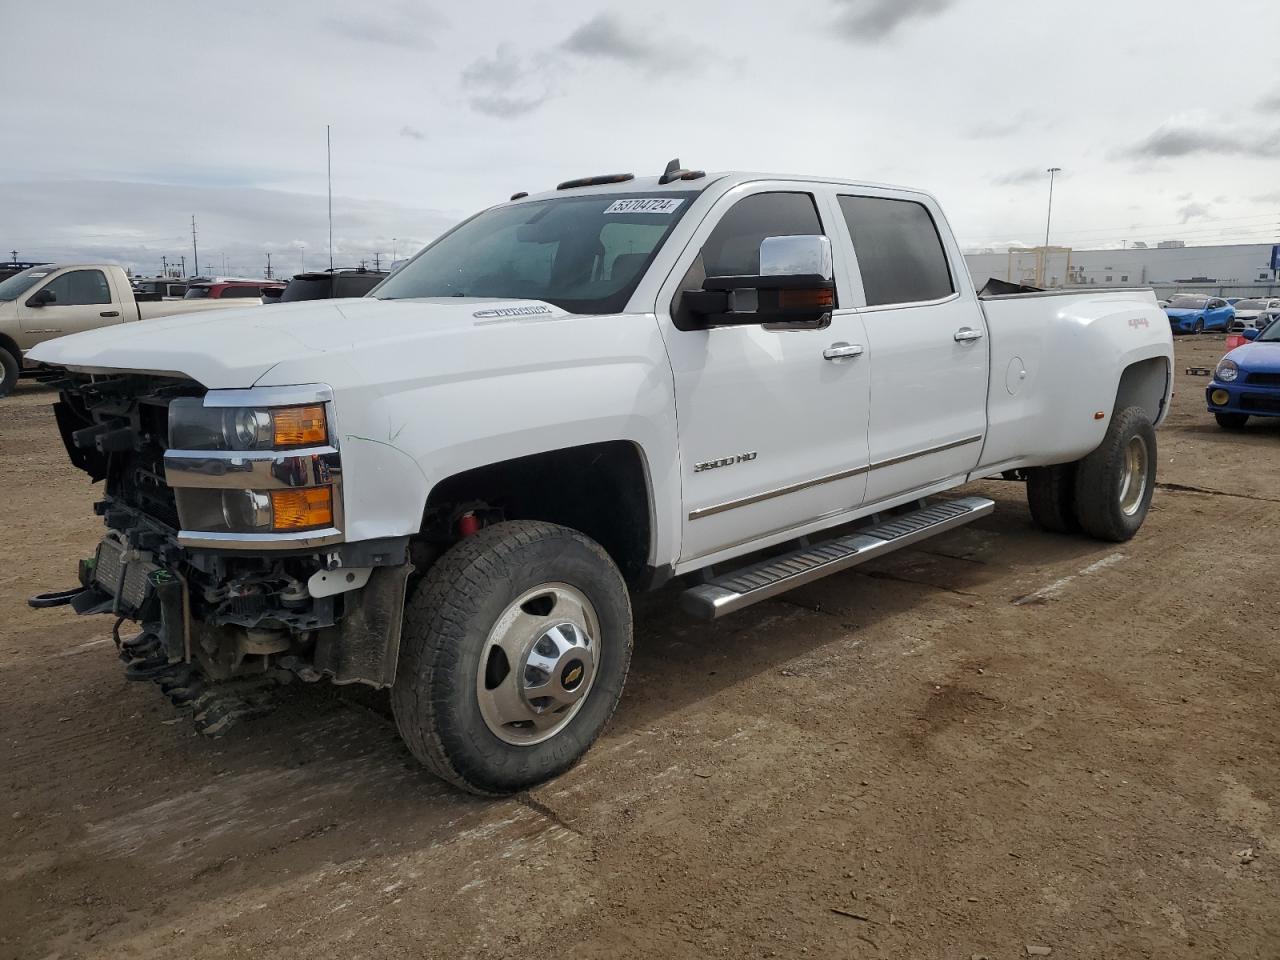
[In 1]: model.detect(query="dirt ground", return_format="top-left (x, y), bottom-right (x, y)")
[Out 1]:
top-left (2, 335), bottom-right (1278, 960)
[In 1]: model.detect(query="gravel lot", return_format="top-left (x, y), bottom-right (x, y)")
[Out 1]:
top-left (2, 335), bottom-right (1277, 960)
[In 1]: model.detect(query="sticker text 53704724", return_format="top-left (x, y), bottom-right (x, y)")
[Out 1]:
top-left (604, 198), bottom-right (685, 215)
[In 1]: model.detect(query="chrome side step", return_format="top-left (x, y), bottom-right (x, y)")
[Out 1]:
top-left (679, 496), bottom-right (994, 620)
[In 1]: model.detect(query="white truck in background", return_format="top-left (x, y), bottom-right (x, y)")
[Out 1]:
top-left (0, 264), bottom-right (249, 396)
top-left (29, 163), bottom-right (1174, 795)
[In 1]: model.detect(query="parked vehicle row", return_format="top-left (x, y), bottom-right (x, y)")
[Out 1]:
top-left (1226, 298), bottom-right (1280, 333)
top-left (0, 264), bottom-right (250, 397)
top-left (184, 277), bottom-right (286, 300)
top-left (27, 164), bottom-right (1174, 795)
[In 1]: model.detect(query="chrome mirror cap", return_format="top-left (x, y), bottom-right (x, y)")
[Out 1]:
top-left (759, 235), bottom-right (833, 281)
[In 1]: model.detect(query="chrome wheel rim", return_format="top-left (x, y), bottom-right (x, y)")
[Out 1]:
top-left (1118, 435), bottom-right (1149, 516)
top-left (476, 582), bottom-right (599, 746)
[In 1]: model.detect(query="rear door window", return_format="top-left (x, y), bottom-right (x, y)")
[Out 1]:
top-left (838, 195), bottom-right (954, 307)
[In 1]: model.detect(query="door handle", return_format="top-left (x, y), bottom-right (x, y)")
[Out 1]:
top-left (823, 342), bottom-right (864, 361)
top-left (100, 310), bottom-right (120, 318)
top-left (954, 327), bottom-right (984, 342)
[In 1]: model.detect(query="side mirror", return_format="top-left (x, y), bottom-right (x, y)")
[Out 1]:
top-left (1242, 328), bottom-right (1260, 341)
top-left (26, 288), bottom-right (56, 307)
top-left (685, 235), bottom-right (835, 327)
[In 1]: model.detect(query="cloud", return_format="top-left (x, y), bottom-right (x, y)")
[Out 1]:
top-left (1252, 191), bottom-right (1280, 203)
top-left (561, 12), bottom-right (682, 67)
top-left (1123, 120), bottom-right (1280, 159)
top-left (323, 2), bottom-right (445, 49)
top-left (0, 180), bottom-right (456, 276)
top-left (992, 166), bottom-right (1054, 186)
top-left (460, 44), bottom-right (556, 119)
top-left (1176, 201), bottom-right (1211, 223)
top-left (1258, 89), bottom-right (1280, 113)
top-left (399, 126), bottom-right (425, 141)
top-left (832, 0), bottom-right (955, 41)
top-left (964, 113), bottom-right (1032, 139)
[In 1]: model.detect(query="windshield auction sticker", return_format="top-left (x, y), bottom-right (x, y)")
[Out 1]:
top-left (604, 198), bottom-right (685, 215)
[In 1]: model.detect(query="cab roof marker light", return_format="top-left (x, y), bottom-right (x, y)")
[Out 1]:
top-left (510, 191), bottom-right (529, 201)
top-left (556, 173), bottom-right (635, 190)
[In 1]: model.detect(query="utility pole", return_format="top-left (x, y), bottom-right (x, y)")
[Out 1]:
top-left (162, 255), bottom-right (168, 277)
top-left (1043, 167), bottom-right (1061, 250)
top-left (372, 252), bottom-right (381, 271)
top-left (9, 249), bottom-right (18, 265)
top-left (265, 252), bottom-right (272, 279)
top-left (391, 238), bottom-right (397, 261)
top-left (180, 255), bottom-right (186, 277)
top-left (326, 124), bottom-right (334, 271)
top-left (191, 215), bottom-right (200, 277)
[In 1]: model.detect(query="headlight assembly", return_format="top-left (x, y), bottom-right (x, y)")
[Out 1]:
top-left (1215, 359), bottom-right (1240, 383)
top-left (169, 398), bottom-right (329, 450)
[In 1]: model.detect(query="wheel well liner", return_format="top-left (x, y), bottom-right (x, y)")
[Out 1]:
top-left (1114, 356), bottom-right (1169, 424)
top-left (0, 332), bottom-right (21, 363)
top-left (422, 441), bottom-right (654, 587)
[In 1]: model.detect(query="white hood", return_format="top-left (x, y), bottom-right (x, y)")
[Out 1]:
top-left (27, 297), bottom-right (568, 389)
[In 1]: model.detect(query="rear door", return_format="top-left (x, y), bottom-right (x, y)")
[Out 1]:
top-left (17, 268), bottom-right (119, 343)
top-left (831, 191), bottom-right (988, 504)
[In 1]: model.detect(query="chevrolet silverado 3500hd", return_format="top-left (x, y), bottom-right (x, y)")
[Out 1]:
top-left (28, 163), bottom-right (1174, 795)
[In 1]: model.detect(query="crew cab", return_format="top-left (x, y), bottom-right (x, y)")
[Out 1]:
top-left (28, 164), bottom-right (1174, 795)
top-left (0, 264), bottom-right (249, 397)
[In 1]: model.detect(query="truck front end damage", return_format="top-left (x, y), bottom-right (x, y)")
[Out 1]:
top-left (37, 372), bottom-right (411, 734)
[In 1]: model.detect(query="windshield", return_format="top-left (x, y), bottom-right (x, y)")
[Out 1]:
top-left (1168, 295), bottom-right (1207, 308)
top-left (184, 286), bottom-right (212, 299)
top-left (1259, 320), bottom-right (1280, 342)
top-left (0, 266), bottom-right (55, 302)
top-left (373, 192), bottom-right (699, 314)
top-left (1234, 299), bottom-right (1263, 310)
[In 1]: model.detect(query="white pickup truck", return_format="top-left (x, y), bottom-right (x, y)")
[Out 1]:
top-left (0, 264), bottom-right (247, 396)
top-left (29, 165), bottom-right (1174, 795)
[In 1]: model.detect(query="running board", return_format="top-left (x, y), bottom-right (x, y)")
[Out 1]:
top-left (680, 496), bottom-right (994, 620)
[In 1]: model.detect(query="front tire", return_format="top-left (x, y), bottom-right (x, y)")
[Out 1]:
top-left (1193, 318), bottom-right (1205, 334)
top-left (1215, 411), bottom-right (1249, 430)
top-left (1073, 406), bottom-right (1157, 542)
top-left (0, 349), bottom-right (19, 399)
top-left (392, 521), bottom-right (633, 795)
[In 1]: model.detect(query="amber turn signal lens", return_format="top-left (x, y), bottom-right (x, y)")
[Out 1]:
top-left (270, 486), bottom-right (333, 530)
top-left (272, 405), bottom-right (327, 447)
top-left (778, 288), bottom-right (835, 309)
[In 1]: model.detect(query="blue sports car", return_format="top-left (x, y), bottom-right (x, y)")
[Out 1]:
top-left (1206, 323), bottom-right (1280, 428)
top-left (1165, 294), bottom-right (1234, 335)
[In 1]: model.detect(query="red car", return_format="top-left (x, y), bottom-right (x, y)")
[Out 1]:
top-left (183, 278), bottom-right (285, 301)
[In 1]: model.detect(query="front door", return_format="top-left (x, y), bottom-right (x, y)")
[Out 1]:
top-left (831, 192), bottom-right (988, 504)
top-left (17, 268), bottom-right (118, 348)
top-left (657, 184), bottom-right (872, 565)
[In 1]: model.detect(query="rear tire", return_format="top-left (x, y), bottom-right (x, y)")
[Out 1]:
top-left (1073, 406), bottom-right (1156, 542)
top-left (1026, 463), bottom-right (1080, 534)
top-left (391, 520), bottom-right (633, 796)
top-left (0, 349), bottom-right (19, 399)
top-left (1214, 411), bottom-right (1249, 430)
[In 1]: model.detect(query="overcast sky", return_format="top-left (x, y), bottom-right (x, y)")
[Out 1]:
top-left (3, 0), bottom-right (1279, 277)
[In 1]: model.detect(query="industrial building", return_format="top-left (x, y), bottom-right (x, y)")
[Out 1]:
top-left (964, 242), bottom-right (1279, 299)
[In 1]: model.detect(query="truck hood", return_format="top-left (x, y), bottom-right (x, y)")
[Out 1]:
top-left (26, 298), bottom-right (573, 389)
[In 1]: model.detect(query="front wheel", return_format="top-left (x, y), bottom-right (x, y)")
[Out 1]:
top-left (1215, 411), bottom-right (1249, 430)
top-left (1193, 318), bottom-right (1205, 334)
top-left (1073, 406), bottom-right (1157, 542)
top-left (392, 520), bottom-right (633, 795)
top-left (0, 349), bottom-right (19, 399)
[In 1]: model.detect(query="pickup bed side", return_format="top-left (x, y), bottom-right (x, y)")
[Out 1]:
top-left (976, 288), bottom-right (1172, 475)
